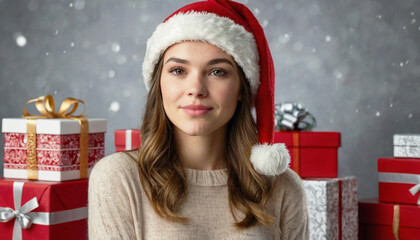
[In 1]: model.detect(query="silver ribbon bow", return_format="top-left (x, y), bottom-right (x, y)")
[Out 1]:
top-left (409, 184), bottom-right (420, 205)
top-left (379, 172), bottom-right (420, 205)
top-left (0, 197), bottom-right (39, 229)
top-left (274, 102), bottom-right (316, 131)
top-left (0, 182), bottom-right (38, 239)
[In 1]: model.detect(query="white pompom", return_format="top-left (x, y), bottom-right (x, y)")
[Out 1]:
top-left (250, 143), bottom-right (291, 176)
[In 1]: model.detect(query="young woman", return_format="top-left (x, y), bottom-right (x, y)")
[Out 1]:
top-left (88, 0), bottom-right (309, 239)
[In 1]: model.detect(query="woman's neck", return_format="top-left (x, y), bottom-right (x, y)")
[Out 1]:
top-left (174, 127), bottom-right (227, 171)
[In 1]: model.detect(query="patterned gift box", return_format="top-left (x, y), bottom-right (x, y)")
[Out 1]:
top-left (359, 198), bottom-right (420, 240)
top-left (2, 118), bottom-right (107, 181)
top-left (378, 157), bottom-right (420, 205)
top-left (274, 131), bottom-right (340, 178)
top-left (394, 134), bottom-right (420, 158)
top-left (114, 129), bottom-right (141, 152)
top-left (0, 178), bottom-right (88, 240)
top-left (303, 177), bottom-right (358, 240)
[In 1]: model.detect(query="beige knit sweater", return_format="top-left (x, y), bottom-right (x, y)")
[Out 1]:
top-left (88, 151), bottom-right (309, 239)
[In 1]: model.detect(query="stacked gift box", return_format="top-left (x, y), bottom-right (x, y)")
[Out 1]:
top-left (114, 129), bottom-right (141, 152)
top-left (274, 131), bottom-right (359, 240)
top-left (273, 102), bottom-right (358, 240)
top-left (359, 134), bottom-right (420, 240)
top-left (0, 95), bottom-right (107, 240)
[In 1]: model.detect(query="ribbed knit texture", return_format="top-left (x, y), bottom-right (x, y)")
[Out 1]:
top-left (88, 151), bottom-right (309, 239)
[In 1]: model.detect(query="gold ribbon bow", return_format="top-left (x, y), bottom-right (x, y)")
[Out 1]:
top-left (22, 95), bottom-right (89, 180)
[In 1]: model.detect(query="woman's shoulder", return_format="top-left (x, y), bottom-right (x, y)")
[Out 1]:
top-left (275, 168), bottom-right (304, 189)
top-left (271, 168), bottom-right (305, 199)
top-left (90, 150), bottom-right (139, 181)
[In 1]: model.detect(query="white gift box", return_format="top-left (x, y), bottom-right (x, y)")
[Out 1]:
top-left (2, 118), bottom-right (107, 181)
top-left (303, 176), bottom-right (358, 240)
top-left (394, 134), bottom-right (420, 158)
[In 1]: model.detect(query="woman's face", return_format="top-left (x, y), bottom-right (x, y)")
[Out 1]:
top-left (160, 41), bottom-right (241, 138)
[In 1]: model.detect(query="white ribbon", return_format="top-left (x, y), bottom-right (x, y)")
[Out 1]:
top-left (379, 172), bottom-right (420, 205)
top-left (125, 129), bottom-right (132, 150)
top-left (0, 181), bottom-right (88, 240)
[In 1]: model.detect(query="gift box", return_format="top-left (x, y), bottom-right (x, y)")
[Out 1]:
top-left (394, 134), bottom-right (420, 158)
top-left (378, 157), bottom-right (420, 205)
top-left (274, 131), bottom-right (340, 178)
top-left (303, 176), bottom-right (358, 240)
top-left (0, 178), bottom-right (88, 240)
top-left (2, 118), bottom-right (107, 181)
top-left (114, 129), bottom-right (141, 152)
top-left (359, 198), bottom-right (420, 240)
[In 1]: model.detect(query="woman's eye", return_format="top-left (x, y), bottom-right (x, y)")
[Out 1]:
top-left (171, 68), bottom-right (185, 75)
top-left (210, 69), bottom-right (226, 77)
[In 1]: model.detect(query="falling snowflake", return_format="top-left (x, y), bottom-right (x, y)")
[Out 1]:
top-left (111, 43), bottom-right (121, 53)
top-left (325, 35), bottom-right (331, 42)
top-left (376, 14), bottom-right (382, 19)
top-left (108, 70), bottom-right (115, 78)
top-left (254, 8), bottom-right (260, 15)
top-left (412, 19), bottom-right (417, 24)
top-left (389, 103), bottom-right (393, 107)
top-left (278, 33), bottom-right (290, 44)
top-left (45, 52), bottom-right (49, 56)
top-left (109, 101), bottom-right (120, 112)
top-left (375, 112), bottom-right (380, 117)
top-left (408, 113), bottom-right (413, 118)
top-left (70, 42), bottom-right (75, 47)
top-left (262, 20), bottom-right (269, 28)
top-left (333, 70), bottom-right (343, 79)
top-left (15, 33), bottom-right (27, 47)
top-left (69, 2), bottom-right (73, 7)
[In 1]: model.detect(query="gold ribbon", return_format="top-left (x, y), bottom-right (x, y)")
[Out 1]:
top-left (292, 132), bottom-right (300, 175)
top-left (393, 205), bottom-right (400, 240)
top-left (22, 95), bottom-right (89, 180)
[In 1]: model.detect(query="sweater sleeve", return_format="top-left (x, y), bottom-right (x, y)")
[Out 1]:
top-left (88, 152), bottom-right (142, 240)
top-left (278, 169), bottom-right (310, 240)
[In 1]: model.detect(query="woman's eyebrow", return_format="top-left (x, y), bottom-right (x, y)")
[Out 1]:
top-left (164, 57), bottom-right (234, 67)
top-left (207, 58), bottom-right (234, 67)
top-left (165, 57), bottom-right (190, 65)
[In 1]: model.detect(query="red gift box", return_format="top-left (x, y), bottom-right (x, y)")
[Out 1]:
top-left (378, 157), bottom-right (420, 205)
top-left (359, 198), bottom-right (420, 240)
top-left (0, 178), bottom-right (88, 240)
top-left (274, 131), bottom-right (340, 178)
top-left (114, 129), bottom-right (141, 152)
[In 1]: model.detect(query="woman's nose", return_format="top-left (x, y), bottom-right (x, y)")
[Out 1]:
top-left (187, 74), bottom-right (208, 98)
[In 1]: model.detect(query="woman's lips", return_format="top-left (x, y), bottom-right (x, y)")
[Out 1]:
top-left (181, 104), bottom-right (213, 117)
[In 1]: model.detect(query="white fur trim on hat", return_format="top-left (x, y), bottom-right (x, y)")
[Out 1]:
top-left (142, 11), bottom-right (260, 95)
top-left (250, 143), bottom-right (290, 176)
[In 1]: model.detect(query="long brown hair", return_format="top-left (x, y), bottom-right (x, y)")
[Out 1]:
top-left (137, 54), bottom-right (274, 228)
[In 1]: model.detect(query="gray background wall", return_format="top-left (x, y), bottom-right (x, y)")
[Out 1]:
top-left (0, 0), bottom-right (419, 200)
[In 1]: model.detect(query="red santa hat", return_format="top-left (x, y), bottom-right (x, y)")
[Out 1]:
top-left (142, 0), bottom-right (290, 176)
